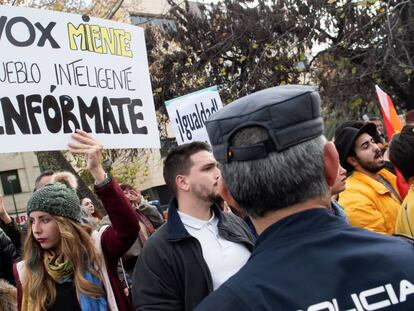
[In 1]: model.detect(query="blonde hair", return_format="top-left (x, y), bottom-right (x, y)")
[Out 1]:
top-left (22, 215), bottom-right (105, 310)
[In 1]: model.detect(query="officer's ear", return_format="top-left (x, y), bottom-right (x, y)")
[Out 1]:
top-left (324, 142), bottom-right (339, 187)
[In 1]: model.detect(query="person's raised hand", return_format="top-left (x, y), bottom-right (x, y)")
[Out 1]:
top-left (0, 194), bottom-right (12, 224)
top-left (69, 129), bottom-right (106, 183)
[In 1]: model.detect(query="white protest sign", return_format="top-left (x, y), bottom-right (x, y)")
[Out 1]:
top-left (165, 86), bottom-right (223, 144)
top-left (0, 5), bottom-right (160, 153)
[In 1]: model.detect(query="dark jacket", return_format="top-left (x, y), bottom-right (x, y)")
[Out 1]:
top-left (132, 198), bottom-right (255, 311)
top-left (196, 208), bottom-right (414, 311)
top-left (0, 218), bottom-right (22, 255)
top-left (0, 227), bottom-right (19, 285)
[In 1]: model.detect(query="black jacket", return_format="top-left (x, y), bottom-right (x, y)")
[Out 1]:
top-left (196, 208), bottom-right (414, 310)
top-left (132, 199), bottom-right (255, 311)
top-left (0, 218), bottom-right (22, 254)
top-left (0, 227), bottom-right (19, 285)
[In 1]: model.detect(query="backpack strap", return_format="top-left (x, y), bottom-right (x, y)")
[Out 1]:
top-left (135, 210), bottom-right (155, 235)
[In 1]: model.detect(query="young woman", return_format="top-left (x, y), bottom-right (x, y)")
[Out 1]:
top-left (81, 197), bottom-right (96, 217)
top-left (13, 130), bottom-right (139, 311)
top-left (80, 197), bottom-right (103, 229)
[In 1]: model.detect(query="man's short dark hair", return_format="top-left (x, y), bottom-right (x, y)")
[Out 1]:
top-left (35, 170), bottom-right (54, 184)
top-left (389, 125), bottom-right (414, 181)
top-left (163, 142), bottom-right (211, 196)
top-left (34, 170), bottom-right (55, 191)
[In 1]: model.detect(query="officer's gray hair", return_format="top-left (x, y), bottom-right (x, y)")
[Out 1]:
top-left (220, 126), bottom-right (329, 218)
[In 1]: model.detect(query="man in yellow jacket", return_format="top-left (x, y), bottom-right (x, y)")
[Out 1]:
top-left (335, 123), bottom-right (401, 234)
top-left (389, 125), bottom-right (414, 237)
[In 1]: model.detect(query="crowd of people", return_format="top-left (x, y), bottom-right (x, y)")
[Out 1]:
top-left (1, 85), bottom-right (414, 310)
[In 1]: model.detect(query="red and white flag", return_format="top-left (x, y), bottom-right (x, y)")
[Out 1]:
top-left (375, 85), bottom-right (402, 139)
top-left (375, 85), bottom-right (408, 199)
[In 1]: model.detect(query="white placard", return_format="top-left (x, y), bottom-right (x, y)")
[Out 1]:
top-left (0, 5), bottom-right (160, 153)
top-left (165, 86), bottom-right (223, 145)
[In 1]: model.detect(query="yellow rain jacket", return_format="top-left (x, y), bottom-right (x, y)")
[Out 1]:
top-left (339, 169), bottom-right (401, 234)
top-left (395, 184), bottom-right (414, 237)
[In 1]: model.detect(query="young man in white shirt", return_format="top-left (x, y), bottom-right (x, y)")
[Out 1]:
top-left (132, 142), bottom-right (255, 311)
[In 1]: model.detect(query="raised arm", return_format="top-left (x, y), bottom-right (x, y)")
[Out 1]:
top-left (95, 178), bottom-right (139, 259)
top-left (0, 194), bottom-right (21, 253)
top-left (69, 130), bottom-right (139, 262)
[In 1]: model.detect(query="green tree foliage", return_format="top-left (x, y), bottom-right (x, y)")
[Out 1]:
top-left (72, 149), bottom-right (151, 187)
top-left (148, 0), bottom-right (311, 117)
top-left (311, 0), bottom-right (414, 122)
top-left (145, 0), bottom-right (414, 133)
top-left (0, 0), bottom-right (24, 5)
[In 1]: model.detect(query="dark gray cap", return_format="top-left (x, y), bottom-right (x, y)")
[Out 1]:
top-left (205, 85), bottom-right (324, 163)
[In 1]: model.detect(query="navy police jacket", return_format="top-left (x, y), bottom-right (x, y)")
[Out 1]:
top-left (196, 208), bottom-right (414, 311)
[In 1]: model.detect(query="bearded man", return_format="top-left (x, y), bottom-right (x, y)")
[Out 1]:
top-left (131, 142), bottom-right (255, 311)
top-left (335, 123), bottom-right (401, 234)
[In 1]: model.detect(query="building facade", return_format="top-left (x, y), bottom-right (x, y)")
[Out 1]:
top-left (0, 152), bottom-right (40, 223)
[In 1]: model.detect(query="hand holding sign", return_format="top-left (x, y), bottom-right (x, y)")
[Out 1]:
top-left (69, 129), bottom-right (106, 184)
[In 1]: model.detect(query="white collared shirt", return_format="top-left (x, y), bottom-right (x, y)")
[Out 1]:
top-left (178, 211), bottom-right (251, 290)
